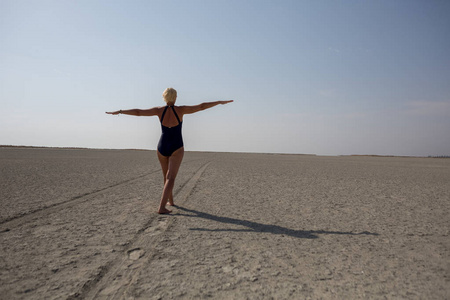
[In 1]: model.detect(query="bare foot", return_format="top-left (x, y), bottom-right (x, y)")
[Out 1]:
top-left (158, 208), bottom-right (172, 214)
top-left (167, 202), bottom-right (175, 206)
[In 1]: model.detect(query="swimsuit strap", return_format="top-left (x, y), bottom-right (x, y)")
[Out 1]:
top-left (160, 106), bottom-right (169, 123)
top-left (170, 106), bottom-right (181, 124)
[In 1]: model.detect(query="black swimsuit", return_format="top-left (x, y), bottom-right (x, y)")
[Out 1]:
top-left (157, 106), bottom-right (183, 157)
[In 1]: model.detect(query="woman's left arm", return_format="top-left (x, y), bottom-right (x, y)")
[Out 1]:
top-left (106, 107), bottom-right (160, 116)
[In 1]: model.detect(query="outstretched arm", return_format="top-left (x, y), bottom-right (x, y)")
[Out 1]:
top-left (106, 107), bottom-right (160, 116)
top-left (181, 100), bottom-right (233, 115)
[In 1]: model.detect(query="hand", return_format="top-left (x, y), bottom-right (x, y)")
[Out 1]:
top-left (106, 111), bottom-right (120, 115)
top-left (220, 100), bottom-right (234, 104)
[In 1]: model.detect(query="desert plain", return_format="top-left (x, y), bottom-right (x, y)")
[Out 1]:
top-left (0, 147), bottom-right (449, 299)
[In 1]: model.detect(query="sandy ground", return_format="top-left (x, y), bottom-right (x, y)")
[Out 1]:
top-left (1, 148), bottom-right (449, 299)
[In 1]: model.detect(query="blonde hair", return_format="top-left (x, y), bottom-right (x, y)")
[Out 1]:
top-left (162, 87), bottom-right (177, 105)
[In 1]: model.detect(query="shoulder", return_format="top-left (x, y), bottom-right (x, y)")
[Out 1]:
top-left (176, 104), bottom-right (203, 115)
top-left (138, 106), bottom-right (166, 116)
top-left (156, 106), bottom-right (168, 115)
top-left (154, 106), bottom-right (167, 113)
top-left (174, 105), bottom-right (187, 114)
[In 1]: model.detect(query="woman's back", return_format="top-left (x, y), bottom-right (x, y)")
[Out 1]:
top-left (159, 106), bottom-right (183, 128)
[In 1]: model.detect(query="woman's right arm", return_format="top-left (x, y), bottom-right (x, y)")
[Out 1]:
top-left (180, 100), bottom-right (233, 115)
top-left (106, 107), bottom-right (160, 116)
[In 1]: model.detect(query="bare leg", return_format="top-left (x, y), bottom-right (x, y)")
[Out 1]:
top-left (163, 179), bottom-right (175, 206)
top-left (157, 147), bottom-right (184, 214)
top-left (158, 155), bottom-right (174, 206)
top-left (168, 190), bottom-right (174, 206)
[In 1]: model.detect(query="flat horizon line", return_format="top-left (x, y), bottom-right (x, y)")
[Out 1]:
top-left (1, 145), bottom-right (448, 159)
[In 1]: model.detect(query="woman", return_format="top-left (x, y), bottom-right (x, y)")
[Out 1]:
top-left (106, 87), bottom-right (233, 214)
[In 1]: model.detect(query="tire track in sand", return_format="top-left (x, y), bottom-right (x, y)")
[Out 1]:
top-left (0, 159), bottom-right (203, 231)
top-left (76, 161), bottom-right (211, 300)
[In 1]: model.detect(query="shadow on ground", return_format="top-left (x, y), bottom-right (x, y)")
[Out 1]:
top-left (175, 206), bottom-right (379, 239)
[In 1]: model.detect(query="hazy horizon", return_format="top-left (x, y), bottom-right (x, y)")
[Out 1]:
top-left (2, 144), bottom-right (450, 158)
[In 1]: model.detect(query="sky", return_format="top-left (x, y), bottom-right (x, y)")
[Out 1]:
top-left (1, 0), bottom-right (449, 156)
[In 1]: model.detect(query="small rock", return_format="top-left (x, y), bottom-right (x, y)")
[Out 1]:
top-left (128, 248), bottom-right (145, 260)
top-left (222, 266), bottom-right (233, 273)
top-left (271, 271), bottom-right (281, 276)
top-left (223, 283), bottom-right (232, 289)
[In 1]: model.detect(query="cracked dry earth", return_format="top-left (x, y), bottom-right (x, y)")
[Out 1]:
top-left (1, 148), bottom-right (449, 299)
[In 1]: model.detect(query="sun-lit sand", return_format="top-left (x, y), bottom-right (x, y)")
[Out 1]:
top-left (1, 147), bottom-right (449, 299)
